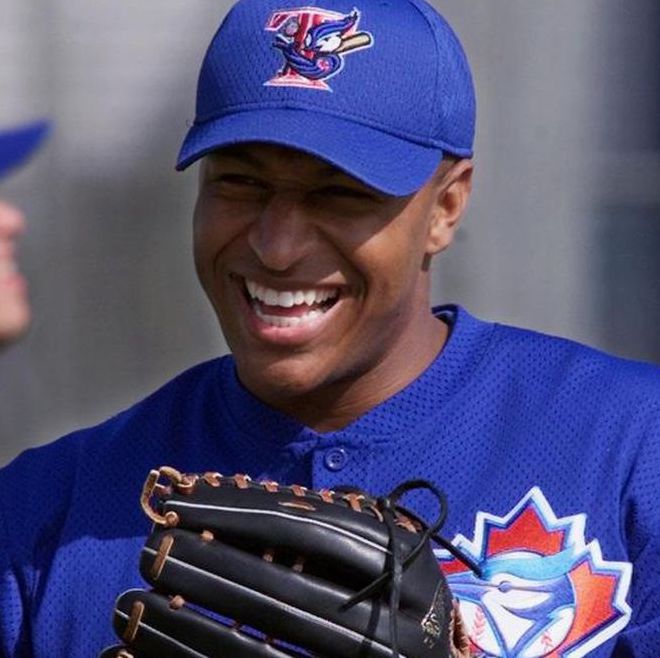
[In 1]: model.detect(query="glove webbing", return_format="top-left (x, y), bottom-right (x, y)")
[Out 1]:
top-left (341, 479), bottom-right (482, 658)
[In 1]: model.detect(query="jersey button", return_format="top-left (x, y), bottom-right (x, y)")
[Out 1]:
top-left (324, 448), bottom-right (348, 472)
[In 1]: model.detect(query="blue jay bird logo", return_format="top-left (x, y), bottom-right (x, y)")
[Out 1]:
top-left (265, 6), bottom-right (373, 90)
top-left (436, 488), bottom-right (632, 657)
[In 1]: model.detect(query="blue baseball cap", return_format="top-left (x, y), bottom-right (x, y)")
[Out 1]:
top-left (177, 0), bottom-right (475, 196)
top-left (0, 120), bottom-right (50, 181)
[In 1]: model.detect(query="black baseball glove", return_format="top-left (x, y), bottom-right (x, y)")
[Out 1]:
top-left (100, 467), bottom-right (476, 658)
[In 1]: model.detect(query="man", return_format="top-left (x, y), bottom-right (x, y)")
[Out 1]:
top-left (1, 1), bottom-right (658, 656)
top-left (0, 121), bottom-right (49, 349)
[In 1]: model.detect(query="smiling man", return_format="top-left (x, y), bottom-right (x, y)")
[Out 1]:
top-left (193, 144), bottom-right (471, 429)
top-left (1, 1), bottom-right (659, 657)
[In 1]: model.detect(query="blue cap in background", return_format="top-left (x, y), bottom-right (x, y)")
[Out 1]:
top-left (177, 0), bottom-right (475, 196)
top-left (0, 121), bottom-right (50, 181)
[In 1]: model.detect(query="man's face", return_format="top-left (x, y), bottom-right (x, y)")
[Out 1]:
top-left (0, 200), bottom-right (29, 347)
top-left (193, 144), bottom-right (468, 426)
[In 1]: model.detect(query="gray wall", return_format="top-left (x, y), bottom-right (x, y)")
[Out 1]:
top-left (1, 1), bottom-right (659, 466)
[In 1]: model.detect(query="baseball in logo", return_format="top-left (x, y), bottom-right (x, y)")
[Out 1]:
top-left (436, 488), bottom-right (632, 657)
top-left (264, 6), bottom-right (373, 91)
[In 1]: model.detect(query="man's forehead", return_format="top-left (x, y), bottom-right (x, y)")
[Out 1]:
top-left (206, 143), bottom-right (367, 182)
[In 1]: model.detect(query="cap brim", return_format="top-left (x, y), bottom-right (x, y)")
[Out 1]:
top-left (176, 110), bottom-right (444, 197)
top-left (0, 120), bottom-right (50, 181)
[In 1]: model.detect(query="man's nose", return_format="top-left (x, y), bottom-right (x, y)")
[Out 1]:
top-left (247, 193), bottom-right (315, 272)
top-left (0, 201), bottom-right (26, 238)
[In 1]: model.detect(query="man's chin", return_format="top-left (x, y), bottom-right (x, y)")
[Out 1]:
top-left (235, 352), bottom-right (339, 405)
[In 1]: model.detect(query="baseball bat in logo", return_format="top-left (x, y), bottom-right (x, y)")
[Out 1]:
top-left (264, 6), bottom-right (373, 91)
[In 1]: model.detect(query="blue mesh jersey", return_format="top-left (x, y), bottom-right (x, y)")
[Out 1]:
top-left (1, 306), bottom-right (658, 657)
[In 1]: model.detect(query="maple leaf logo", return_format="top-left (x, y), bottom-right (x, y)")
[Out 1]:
top-left (436, 487), bottom-right (631, 657)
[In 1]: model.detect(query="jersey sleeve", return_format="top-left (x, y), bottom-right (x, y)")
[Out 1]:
top-left (0, 494), bottom-right (32, 657)
top-left (0, 432), bottom-right (84, 658)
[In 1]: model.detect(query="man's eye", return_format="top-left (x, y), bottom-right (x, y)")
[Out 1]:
top-left (206, 174), bottom-right (269, 199)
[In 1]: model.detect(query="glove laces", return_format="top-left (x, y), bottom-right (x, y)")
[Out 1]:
top-left (340, 479), bottom-right (481, 658)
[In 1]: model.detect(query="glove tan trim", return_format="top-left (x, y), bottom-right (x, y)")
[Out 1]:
top-left (202, 472), bottom-right (223, 487)
top-left (169, 595), bottom-right (186, 610)
top-left (122, 601), bottom-right (145, 643)
top-left (318, 488), bottom-right (334, 503)
top-left (141, 467), bottom-right (184, 526)
top-left (115, 604), bottom-right (208, 658)
top-left (341, 492), bottom-right (366, 512)
top-left (233, 474), bottom-right (251, 489)
top-left (151, 534), bottom-right (175, 581)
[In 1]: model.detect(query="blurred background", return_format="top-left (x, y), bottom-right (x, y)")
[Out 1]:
top-left (1, 0), bottom-right (659, 466)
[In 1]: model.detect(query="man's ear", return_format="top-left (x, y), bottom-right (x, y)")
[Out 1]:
top-left (425, 158), bottom-right (473, 256)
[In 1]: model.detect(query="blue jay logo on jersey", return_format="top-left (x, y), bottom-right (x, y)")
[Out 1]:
top-left (437, 488), bottom-right (631, 657)
top-left (264, 6), bottom-right (373, 91)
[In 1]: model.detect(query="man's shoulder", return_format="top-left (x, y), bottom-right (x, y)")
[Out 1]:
top-left (0, 356), bottom-right (230, 492)
top-left (0, 357), bottom-right (233, 559)
top-left (487, 317), bottom-right (660, 405)
top-left (103, 355), bottom-right (229, 428)
top-left (492, 318), bottom-right (660, 371)
top-left (447, 305), bottom-right (659, 390)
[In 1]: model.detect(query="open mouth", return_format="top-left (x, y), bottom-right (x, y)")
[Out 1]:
top-left (242, 278), bottom-right (341, 329)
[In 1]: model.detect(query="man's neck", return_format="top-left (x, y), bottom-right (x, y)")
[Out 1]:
top-left (262, 315), bottom-right (449, 432)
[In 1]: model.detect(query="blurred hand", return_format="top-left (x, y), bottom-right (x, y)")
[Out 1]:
top-left (0, 200), bottom-right (30, 347)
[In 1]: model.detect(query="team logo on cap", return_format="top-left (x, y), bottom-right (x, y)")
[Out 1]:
top-left (436, 488), bottom-right (631, 657)
top-left (264, 6), bottom-right (373, 91)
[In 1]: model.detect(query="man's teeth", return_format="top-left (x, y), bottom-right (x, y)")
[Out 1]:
top-left (254, 306), bottom-right (324, 328)
top-left (245, 280), bottom-right (338, 308)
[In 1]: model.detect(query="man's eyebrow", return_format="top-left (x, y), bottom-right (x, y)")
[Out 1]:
top-left (207, 148), bottom-right (368, 186)
top-left (313, 163), bottom-right (377, 187)
top-left (318, 169), bottom-right (382, 195)
top-left (317, 164), bottom-right (351, 177)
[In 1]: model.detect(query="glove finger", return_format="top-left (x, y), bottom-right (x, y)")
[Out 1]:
top-left (159, 486), bottom-right (401, 579)
top-left (112, 589), bottom-right (305, 658)
top-left (140, 528), bottom-right (429, 658)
